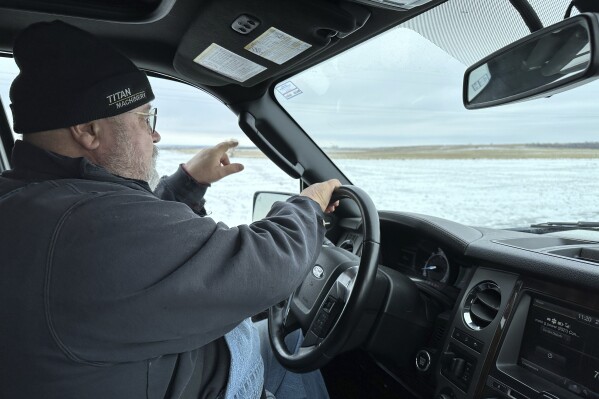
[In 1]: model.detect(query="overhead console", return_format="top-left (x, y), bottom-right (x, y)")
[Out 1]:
top-left (173, 0), bottom-right (371, 87)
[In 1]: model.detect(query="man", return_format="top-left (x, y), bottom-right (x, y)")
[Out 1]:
top-left (0, 21), bottom-right (340, 398)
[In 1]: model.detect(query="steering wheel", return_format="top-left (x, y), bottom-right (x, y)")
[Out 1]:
top-left (268, 185), bottom-right (380, 372)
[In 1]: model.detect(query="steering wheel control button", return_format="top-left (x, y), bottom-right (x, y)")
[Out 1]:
top-left (311, 296), bottom-right (343, 337)
top-left (322, 296), bottom-right (336, 313)
top-left (312, 265), bottom-right (324, 279)
top-left (312, 311), bottom-right (330, 337)
top-left (416, 349), bottom-right (432, 371)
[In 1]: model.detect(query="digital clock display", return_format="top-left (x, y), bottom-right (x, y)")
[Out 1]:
top-left (578, 313), bottom-right (594, 324)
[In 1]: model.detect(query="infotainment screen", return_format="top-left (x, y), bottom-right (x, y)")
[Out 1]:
top-left (519, 298), bottom-right (599, 398)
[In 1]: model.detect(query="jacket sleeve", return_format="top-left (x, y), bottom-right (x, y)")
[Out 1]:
top-left (153, 164), bottom-right (209, 216)
top-left (48, 187), bottom-right (325, 364)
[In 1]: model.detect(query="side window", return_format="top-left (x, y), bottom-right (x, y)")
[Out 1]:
top-left (0, 57), bottom-right (298, 225)
top-left (148, 76), bottom-right (299, 226)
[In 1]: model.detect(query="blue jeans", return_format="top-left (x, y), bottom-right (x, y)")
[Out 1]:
top-left (223, 319), bottom-right (329, 399)
top-left (255, 320), bottom-right (330, 399)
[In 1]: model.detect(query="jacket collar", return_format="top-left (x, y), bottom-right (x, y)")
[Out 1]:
top-left (3, 140), bottom-right (152, 192)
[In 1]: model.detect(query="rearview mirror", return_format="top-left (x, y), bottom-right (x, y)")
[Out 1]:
top-left (464, 13), bottom-right (599, 109)
top-left (252, 191), bottom-right (294, 222)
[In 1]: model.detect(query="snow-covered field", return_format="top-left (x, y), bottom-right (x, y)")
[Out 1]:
top-left (157, 150), bottom-right (599, 229)
top-left (157, 151), bottom-right (298, 227)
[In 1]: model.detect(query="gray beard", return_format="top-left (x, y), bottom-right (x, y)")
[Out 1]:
top-left (148, 146), bottom-right (160, 190)
top-left (103, 126), bottom-right (159, 184)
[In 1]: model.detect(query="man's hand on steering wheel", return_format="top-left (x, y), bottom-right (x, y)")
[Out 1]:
top-left (300, 179), bottom-right (341, 213)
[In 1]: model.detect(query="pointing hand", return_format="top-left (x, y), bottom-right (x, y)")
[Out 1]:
top-left (183, 140), bottom-right (244, 184)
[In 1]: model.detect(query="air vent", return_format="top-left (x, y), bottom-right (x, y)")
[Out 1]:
top-left (431, 312), bottom-right (450, 346)
top-left (463, 282), bottom-right (501, 330)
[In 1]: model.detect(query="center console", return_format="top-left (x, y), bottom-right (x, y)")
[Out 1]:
top-left (434, 268), bottom-right (599, 399)
top-left (434, 268), bottom-right (521, 399)
top-left (488, 293), bottom-right (599, 399)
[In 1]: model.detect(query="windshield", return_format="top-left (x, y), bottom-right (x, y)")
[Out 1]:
top-left (275, 0), bottom-right (599, 229)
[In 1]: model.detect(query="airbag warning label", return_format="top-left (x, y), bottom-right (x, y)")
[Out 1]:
top-left (245, 27), bottom-right (311, 65)
top-left (194, 43), bottom-right (266, 83)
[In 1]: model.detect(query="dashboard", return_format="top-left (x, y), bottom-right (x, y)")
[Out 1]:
top-left (333, 210), bottom-right (599, 399)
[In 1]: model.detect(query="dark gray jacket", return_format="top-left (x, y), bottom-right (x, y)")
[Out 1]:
top-left (0, 141), bottom-right (325, 398)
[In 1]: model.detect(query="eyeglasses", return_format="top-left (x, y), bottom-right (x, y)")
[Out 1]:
top-left (129, 107), bottom-right (157, 135)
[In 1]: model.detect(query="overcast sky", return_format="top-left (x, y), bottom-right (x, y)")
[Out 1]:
top-left (1, 23), bottom-right (597, 149)
top-left (274, 27), bottom-right (599, 148)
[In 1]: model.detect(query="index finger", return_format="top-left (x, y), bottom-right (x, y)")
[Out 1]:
top-left (216, 139), bottom-right (239, 152)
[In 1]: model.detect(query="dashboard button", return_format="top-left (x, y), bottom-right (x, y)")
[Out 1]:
top-left (452, 328), bottom-right (484, 353)
top-left (470, 338), bottom-right (484, 352)
top-left (450, 357), bottom-right (466, 378)
top-left (453, 329), bottom-right (464, 341)
top-left (487, 376), bottom-right (509, 394)
top-left (538, 393), bottom-right (559, 399)
top-left (568, 383), bottom-right (582, 395)
top-left (508, 388), bottom-right (527, 399)
top-left (493, 381), bottom-right (508, 393)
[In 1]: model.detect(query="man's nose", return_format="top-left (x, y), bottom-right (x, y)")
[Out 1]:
top-left (152, 129), bottom-right (161, 143)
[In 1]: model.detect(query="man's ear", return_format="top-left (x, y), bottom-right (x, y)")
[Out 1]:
top-left (69, 121), bottom-right (101, 150)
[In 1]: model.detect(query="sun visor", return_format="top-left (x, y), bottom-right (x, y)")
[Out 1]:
top-left (173, 0), bottom-right (370, 87)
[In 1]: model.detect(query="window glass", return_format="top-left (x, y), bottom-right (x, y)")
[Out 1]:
top-left (0, 57), bottom-right (296, 226)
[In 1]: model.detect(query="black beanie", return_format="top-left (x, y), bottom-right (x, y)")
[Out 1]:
top-left (10, 20), bottom-right (155, 134)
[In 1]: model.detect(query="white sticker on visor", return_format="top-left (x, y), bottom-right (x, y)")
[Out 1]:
top-left (193, 43), bottom-right (266, 83)
top-left (244, 27), bottom-right (311, 65)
